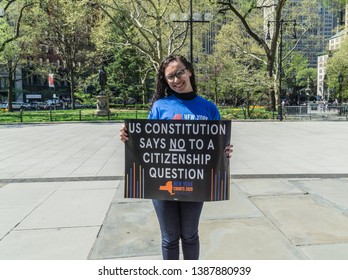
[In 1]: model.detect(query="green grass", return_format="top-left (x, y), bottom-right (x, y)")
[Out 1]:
top-left (0, 107), bottom-right (275, 124)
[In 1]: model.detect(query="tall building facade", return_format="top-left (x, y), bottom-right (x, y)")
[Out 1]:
top-left (262, 0), bottom-right (337, 67)
top-left (293, 0), bottom-right (337, 68)
top-left (262, 0), bottom-right (340, 100)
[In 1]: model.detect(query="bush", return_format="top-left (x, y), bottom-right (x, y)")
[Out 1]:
top-left (219, 106), bottom-right (274, 120)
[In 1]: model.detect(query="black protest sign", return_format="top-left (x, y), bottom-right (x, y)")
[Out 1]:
top-left (124, 119), bottom-right (231, 202)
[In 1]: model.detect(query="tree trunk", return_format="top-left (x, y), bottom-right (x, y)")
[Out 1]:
top-left (7, 61), bottom-right (14, 112)
top-left (266, 61), bottom-right (276, 112)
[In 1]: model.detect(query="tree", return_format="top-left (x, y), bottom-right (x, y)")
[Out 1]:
top-left (30, 0), bottom-right (100, 109)
top-left (93, 0), bottom-right (193, 72)
top-left (324, 0), bottom-right (346, 4)
top-left (327, 36), bottom-right (348, 103)
top-left (323, 0), bottom-right (347, 12)
top-left (0, 43), bottom-right (20, 111)
top-left (90, 0), bottom-right (218, 105)
top-left (283, 53), bottom-right (313, 104)
top-left (213, 0), bottom-right (323, 111)
top-left (90, 7), bottom-right (154, 105)
top-left (0, 0), bottom-right (33, 52)
top-left (197, 16), bottom-right (270, 112)
top-left (106, 46), bottom-right (151, 105)
top-left (0, 0), bottom-right (36, 110)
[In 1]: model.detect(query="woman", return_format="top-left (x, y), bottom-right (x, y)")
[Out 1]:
top-left (120, 54), bottom-right (232, 260)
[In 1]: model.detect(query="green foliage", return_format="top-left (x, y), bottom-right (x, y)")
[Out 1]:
top-left (0, 106), bottom-right (276, 123)
top-left (107, 47), bottom-right (149, 101)
top-left (21, 0), bottom-right (109, 109)
top-left (1, 0), bottom-right (346, 111)
top-left (326, 36), bottom-right (348, 101)
top-left (296, 68), bottom-right (317, 88)
top-left (0, 0), bottom-right (39, 110)
top-left (74, 91), bottom-right (96, 105)
top-left (98, 0), bottom-right (196, 70)
top-left (0, 108), bottom-right (149, 123)
top-left (201, 15), bottom-right (270, 110)
top-left (323, 0), bottom-right (347, 8)
top-left (214, 0), bottom-right (333, 110)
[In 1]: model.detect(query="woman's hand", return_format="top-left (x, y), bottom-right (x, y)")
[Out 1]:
top-left (224, 144), bottom-right (233, 158)
top-left (120, 125), bottom-right (129, 143)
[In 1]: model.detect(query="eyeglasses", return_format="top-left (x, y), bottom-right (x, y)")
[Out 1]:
top-left (165, 68), bottom-right (187, 82)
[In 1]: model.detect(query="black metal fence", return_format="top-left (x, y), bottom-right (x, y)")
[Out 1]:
top-left (0, 109), bottom-right (149, 123)
top-left (284, 105), bottom-right (348, 121)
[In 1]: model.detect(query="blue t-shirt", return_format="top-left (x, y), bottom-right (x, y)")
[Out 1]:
top-left (148, 95), bottom-right (220, 121)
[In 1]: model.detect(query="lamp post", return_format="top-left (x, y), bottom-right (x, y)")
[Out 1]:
top-left (170, 1), bottom-right (211, 64)
top-left (338, 72), bottom-right (344, 105)
top-left (266, 19), bottom-right (297, 121)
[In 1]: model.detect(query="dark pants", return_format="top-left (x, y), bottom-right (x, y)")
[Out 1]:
top-left (152, 199), bottom-right (204, 260)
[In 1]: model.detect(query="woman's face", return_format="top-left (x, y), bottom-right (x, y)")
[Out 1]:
top-left (164, 60), bottom-right (193, 93)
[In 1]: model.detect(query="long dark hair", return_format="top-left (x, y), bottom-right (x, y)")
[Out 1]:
top-left (150, 55), bottom-right (197, 107)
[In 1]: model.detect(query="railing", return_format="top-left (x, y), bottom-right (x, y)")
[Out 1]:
top-left (0, 108), bottom-right (149, 123)
top-left (284, 105), bottom-right (348, 121)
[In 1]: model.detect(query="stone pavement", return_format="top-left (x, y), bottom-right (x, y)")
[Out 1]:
top-left (0, 121), bottom-right (348, 260)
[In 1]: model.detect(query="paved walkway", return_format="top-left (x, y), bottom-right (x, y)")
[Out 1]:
top-left (0, 121), bottom-right (348, 259)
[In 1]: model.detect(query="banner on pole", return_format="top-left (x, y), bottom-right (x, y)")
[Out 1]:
top-left (124, 119), bottom-right (231, 202)
top-left (48, 74), bottom-right (55, 88)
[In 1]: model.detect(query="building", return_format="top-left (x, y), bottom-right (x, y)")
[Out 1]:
top-left (317, 53), bottom-right (329, 99)
top-left (1, 2), bottom-right (98, 105)
top-left (294, 0), bottom-right (337, 68)
top-left (21, 44), bottom-right (70, 104)
top-left (0, 66), bottom-right (23, 103)
top-left (262, 0), bottom-right (337, 68)
top-left (316, 3), bottom-right (348, 99)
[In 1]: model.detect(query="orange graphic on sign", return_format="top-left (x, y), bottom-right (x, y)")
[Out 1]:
top-left (172, 114), bottom-right (182, 120)
top-left (159, 181), bottom-right (175, 195)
